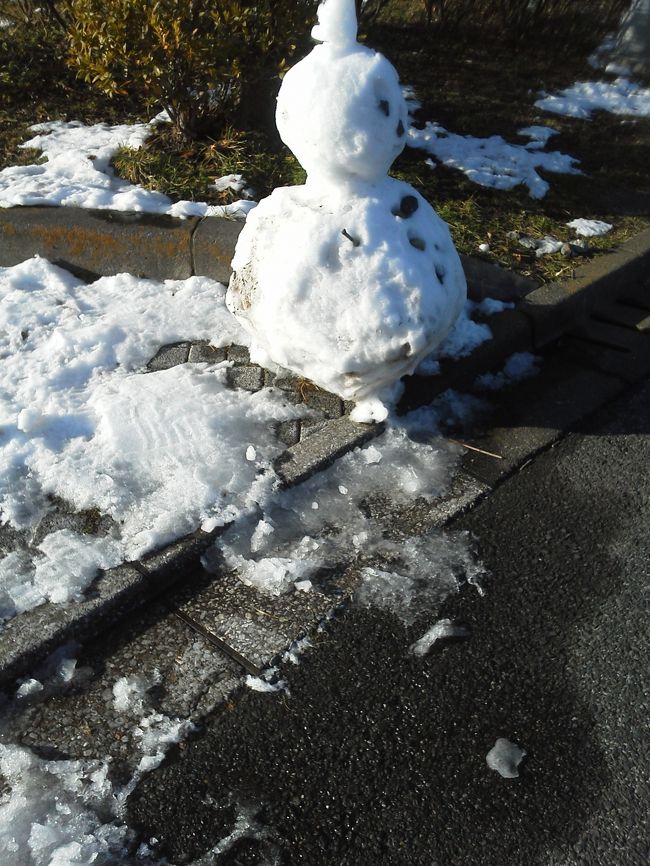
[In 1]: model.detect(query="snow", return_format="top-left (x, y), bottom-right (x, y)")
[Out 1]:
top-left (536, 77), bottom-right (650, 119)
top-left (228, 0), bottom-right (466, 420)
top-left (0, 257), bottom-right (312, 625)
top-left (0, 119), bottom-right (254, 218)
top-left (408, 122), bottom-right (579, 199)
top-left (409, 618), bottom-right (470, 656)
top-left (486, 737), bottom-right (527, 778)
top-left (475, 352), bottom-right (541, 391)
top-left (566, 218), bottom-right (613, 237)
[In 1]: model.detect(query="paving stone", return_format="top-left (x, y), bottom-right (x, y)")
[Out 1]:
top-left (362, 468), bottom-right (490, 535)
top-left (274, 416), bottom-right (384, 488)
top-left (461, 361), bottom-right (625, 487)
top-left (146, 342), bottom-right (190, 372)
top-left (460, 253), bottom-right (537, 303)
top-left (188, 342), bottom-right (227, 364)
top-left (32, 499), bottom-right (115, 546)
top-left (400, 310), bottom-right (533, 411)
top-left (0, 207), bottom-right (196, 280)
top-left (173, 571), bottom-right (358, 673)
top-left (192, 216), bottom-right (246, 284)
top-left (226, 344), bottom-right (250, 363)
top-left (593, 300), bottom-right (650, 333)
top-left (138, 531), bottom-right (220, 588)
top-left (225, 365), bottom-right (264, 392)
top-left (1, 599), bottom-right (240, 774)
top-left (298, 387), bottom-right (344, 418)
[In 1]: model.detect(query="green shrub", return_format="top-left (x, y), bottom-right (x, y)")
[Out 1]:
top-left (64, 0), bottom-right (318, 141)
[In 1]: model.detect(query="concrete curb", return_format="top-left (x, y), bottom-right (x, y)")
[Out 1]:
top-left (1, 205), bottom-right (650, 687)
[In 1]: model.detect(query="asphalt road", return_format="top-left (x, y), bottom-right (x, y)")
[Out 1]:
top-left (128, 376), bottom-right (650, 866)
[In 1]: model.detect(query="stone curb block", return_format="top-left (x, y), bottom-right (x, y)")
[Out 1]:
top-left (274, 415), bottom-right (384, 488)
top-left (0, 564), bottom-right (148, 690)
top-left (0, 206), bottom-right (197, 281)
top-left (520, 227), bottom-right (650, 348)
top-left (0, 530), bottom-right (220, 690)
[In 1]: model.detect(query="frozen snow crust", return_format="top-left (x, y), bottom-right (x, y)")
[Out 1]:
top-left (228, 0), bottom-right (466, 419)
top-left (229, 178), bottom-right (466, 405)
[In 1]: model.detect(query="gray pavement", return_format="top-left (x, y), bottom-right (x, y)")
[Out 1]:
top-left (124, 375), bottom-right (650, 866)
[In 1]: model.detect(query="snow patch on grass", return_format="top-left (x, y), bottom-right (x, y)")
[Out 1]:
top-left (536, 77), bottom-right (650, 119)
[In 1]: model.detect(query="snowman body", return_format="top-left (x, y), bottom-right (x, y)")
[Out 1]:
top-left (227, 0), bottom-right (466, 420)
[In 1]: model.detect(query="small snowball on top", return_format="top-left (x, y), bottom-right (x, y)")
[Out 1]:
top-left (276, 0), bottom-right (408, 189)
top-left (311, 0), bottom-right (358, 48)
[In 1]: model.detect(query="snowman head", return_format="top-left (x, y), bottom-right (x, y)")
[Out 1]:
top-left (276, 0), bottom-right (408, 188)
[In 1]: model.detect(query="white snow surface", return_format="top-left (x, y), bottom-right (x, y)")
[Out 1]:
top-left (486, 738), bottom-right (527, 779)
top-left (0, 119), bottom-right (253, 218)
top-left (566, 218), bottom-right (613, 237)
top-left (0, 257), bottom-right (312, 623)
top-left (408, 122), bottom-right (580, 199)
top-left (536, 77), bottom-right (650, 119)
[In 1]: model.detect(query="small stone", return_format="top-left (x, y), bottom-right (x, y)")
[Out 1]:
top-left (409, 236), bottom-right (426, 251)
top-left (378, 99), bottom-right (390, 116)
top-left (478, 243), bottom-right (490, 254)
top-left (396, 119), bottom-right (405, 136)
top-left (392, 195), bottom-right (418, 218)
top-left (434, 265), bottom-right (446, 283)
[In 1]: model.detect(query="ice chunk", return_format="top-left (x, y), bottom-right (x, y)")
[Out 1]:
top-left (566, 218), bottom-right (613, 237)
top-left (486, 737), bottom-right (527, 778)
top-left (409, 618), bottom-right (470, 656)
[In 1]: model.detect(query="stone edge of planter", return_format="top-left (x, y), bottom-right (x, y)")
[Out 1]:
top-left (1, 207), bottom-right (650, 687)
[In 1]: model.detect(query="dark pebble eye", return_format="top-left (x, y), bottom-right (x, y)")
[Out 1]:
top-left (378, 99), bottom-right (390, 116)
top-left (409, 236), bottom-right (426, 251)
top-left (391, 195), bottom-right (419, 219)
top-left (435, 264), bottom-right (446, 282)
top-left (396, 119), bottom-right (405, 136)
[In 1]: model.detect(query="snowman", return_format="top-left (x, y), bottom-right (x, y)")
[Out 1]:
top-left (226, 0), bottom-right (466, 422)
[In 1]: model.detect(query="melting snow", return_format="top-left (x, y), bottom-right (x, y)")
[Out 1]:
top-left (566, 218), bottom-right (613, 237)
top-left (0, 257), bottom-right (310, 624)
top-left (475, 352), bottom-right (541, 391)
top-left (536, 77), bottom-right (650, 119)
top-left (408, 121), bottom-right (580, 199)
top-left (0, 119), bottom-right (254, 218)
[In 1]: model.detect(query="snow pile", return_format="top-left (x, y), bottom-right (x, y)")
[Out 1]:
top-left (536, 77), bottom-right (650, 119)
top-left (0, 119), bottom-right (254, 218)
top-left (408, 122), bottom-right (580, 199)
top-left (0, 257), bottom-right (311, 623)
top-left (228, 0), bottom-right (466, 423)
top-left (486, 737), bottom-right (527, 779)
top-left (566, 218), bottom-right (613, 237)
